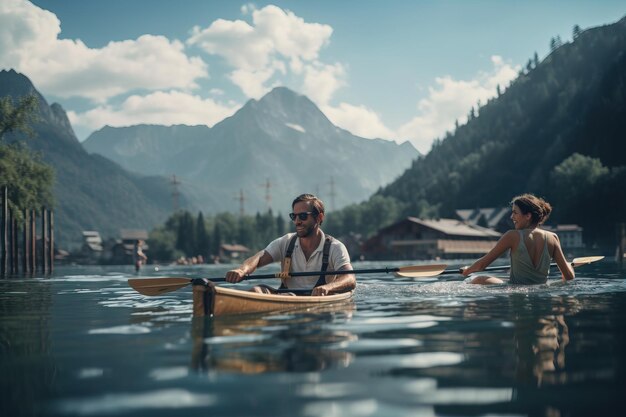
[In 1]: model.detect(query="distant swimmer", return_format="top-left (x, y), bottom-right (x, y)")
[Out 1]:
top-left (134, 239), bottom-right (148, 272)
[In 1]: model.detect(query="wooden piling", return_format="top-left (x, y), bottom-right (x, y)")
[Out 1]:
top-left (48, 209), bottom-right (54, 274)
top-left (617, 223), bottom-right (626, 265)
top-left (0, 189), bottom-right (53, 277)
top-left (7, 208), bottom-right (14, 275)
top-left (11, 212), bottom-right (17, 275)
top-left (41, 207), bottom-right (48, 274)
top-left (23, 209), bottom-right (29, 275)
top-left (1, 187), bottom-right (7, 277)
top-left (30, 209), bottom-right (35, 274)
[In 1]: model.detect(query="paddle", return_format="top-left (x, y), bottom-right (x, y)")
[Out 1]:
top-left (128, 256), bottom-right (604, 296)
top-left (431, 255), bottom-right (605, 278)
top-left (128, 263), bottom-right (448, 296)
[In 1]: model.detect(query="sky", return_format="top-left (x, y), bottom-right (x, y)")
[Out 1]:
top-left (1, 1), bottom-right (624, 153)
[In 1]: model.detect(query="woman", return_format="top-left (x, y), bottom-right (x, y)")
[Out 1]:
top-left (462, 194), bottom-right (575, 284)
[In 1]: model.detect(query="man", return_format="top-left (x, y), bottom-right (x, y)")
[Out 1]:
top-left (225, 194), bottom-right (356, 296)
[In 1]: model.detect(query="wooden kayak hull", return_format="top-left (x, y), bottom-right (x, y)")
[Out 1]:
top-left (192, 280), bottom-right (353, 317)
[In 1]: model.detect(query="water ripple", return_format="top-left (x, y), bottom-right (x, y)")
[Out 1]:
top-left (54, 389), bottom-right (216, 415)
top-left (88, 325), bottom-right (151, 335)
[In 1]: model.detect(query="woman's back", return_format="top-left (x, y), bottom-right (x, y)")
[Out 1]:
top-left (510, 229), bottom-right (551, 284)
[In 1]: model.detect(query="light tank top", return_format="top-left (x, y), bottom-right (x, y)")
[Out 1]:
top-left (510, 230), bottom-right (551, 285)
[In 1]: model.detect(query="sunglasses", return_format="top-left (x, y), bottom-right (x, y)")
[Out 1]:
top-left (289, 211), bottom-right (315, 221)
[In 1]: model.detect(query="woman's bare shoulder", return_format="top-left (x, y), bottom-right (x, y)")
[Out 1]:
top-left (540, 229), bottom-right (559, 240)
top-left (502, 229), bottom-right (519, 238)
top-left (500, 230), bottom-right (520, 244)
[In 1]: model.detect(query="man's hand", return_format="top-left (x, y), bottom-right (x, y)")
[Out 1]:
top-left (225, 268), bottom-right (246, 283)
top-left (311, 285), bottom-right (330, 296)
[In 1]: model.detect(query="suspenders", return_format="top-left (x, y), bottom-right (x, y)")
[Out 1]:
top-left (317, 236), bottom-right (333, 287)
top-left (281, 234), bottom-right (333, 288)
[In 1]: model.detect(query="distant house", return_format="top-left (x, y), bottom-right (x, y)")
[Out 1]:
top-left (220, 244), bottom-right (251, 261)
top-left (362, 217), bottom-right (501, 260)
top-left (456, 207), bottom-right (512, 233)
top-left (110, 229), bottom-right (149, 265)
top-left (543, 224), bottom-right (585, 252)
top-left (74, 231), bottom-right (103, 264)
top-left (82, 230), bottom-right (103, 252)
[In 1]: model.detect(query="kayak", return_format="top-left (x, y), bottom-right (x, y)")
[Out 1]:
top-left (192, 280), bottom-right (354, 317)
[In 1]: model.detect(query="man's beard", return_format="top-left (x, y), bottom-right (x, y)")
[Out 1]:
top-left (296, 223), bottom-right (317, 237)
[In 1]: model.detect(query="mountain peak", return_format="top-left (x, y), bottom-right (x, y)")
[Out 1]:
top-left (230, 86), bottom-right (335, 137)
top-left (257, 86), bottom-right (319, 115)
top-left (0, 69), bottom-right (38, 98)
top-left (0, 69), bottom-right (78, 144)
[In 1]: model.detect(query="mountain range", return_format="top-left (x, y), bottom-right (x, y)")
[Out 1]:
top-left (83, 87), bottom-right (418, 213)
top-left (1, 71), bottom-right (417, 248)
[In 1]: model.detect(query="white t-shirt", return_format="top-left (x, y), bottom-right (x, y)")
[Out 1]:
top-left (264, 231), bottom-right (351, 289)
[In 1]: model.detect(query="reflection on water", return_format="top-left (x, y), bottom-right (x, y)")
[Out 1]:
top-left (0, 262), bottom-right (625, 416)
top-left (190, 306), bottom-right (356, 374)
top-left (0, 280), bottom-right (57, 417)
top-left (510, 296), bottom-right (573, 387)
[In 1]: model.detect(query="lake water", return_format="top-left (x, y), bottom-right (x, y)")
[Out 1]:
top-left (2, 259), bottom-right (626, 417)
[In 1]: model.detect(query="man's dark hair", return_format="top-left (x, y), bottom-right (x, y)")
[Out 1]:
top-left (292, 194), bottom-right (325, 217)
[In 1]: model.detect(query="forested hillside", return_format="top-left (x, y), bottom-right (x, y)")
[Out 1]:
top-left (327, 17), bottom-right (626, 249)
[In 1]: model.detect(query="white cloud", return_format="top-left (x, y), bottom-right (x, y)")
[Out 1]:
top-left (322, 102), bottom-right (395, 140)
top-left (302, 62), bottom-right (346, 105)
top-left (228, 67), bottom-right (276, 99)
top-left (397, 56), bottom-right (519, 153)
top-left (188, 5), bottom-right (332, 70)
top-left (67, 90), bottom-right (239, 132)
top-left (188, 18), bottom-right (271, 71)
top-left (0, 0), bottom-right (208, 102)
top-left (252, 5), bottom-right (331, 61)
top-left (187, 5), bottom-right (335, 99)
top-left (0, 0), bottom-right (60, 65)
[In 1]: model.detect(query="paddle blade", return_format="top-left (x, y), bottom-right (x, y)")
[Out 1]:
top-left (128, 277), bottom-right (192, 296)
top-left (572, 256), bottom-right (604, 267)
top-left (394, 264), bottom-right (448, 278)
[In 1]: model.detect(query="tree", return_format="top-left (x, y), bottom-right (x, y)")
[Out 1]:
top-left (0, 143), bottom-right (54, 221)
top-left (551, 153), bottom-right (609, 196)
top-left (196, 211), bottom-right (210, 258)
top-left (147, 227), bottom-right (182, 263)
top-left (549, 36), bottom-right (563, 52)
top-left (237, 215), bottom-right (256, 248)
top-left (0, 94), bottom-right (54, 221)
top-left (212, 223), bottom-right (223, 256)
top-left (555, 35), bottom-right (563, 48)
top-left (175, 211), bottom-right (195, 256)
top-left (550, 153), bottom-right (610, 220)
top-left (573, 24), bottom-right (582, 40)
top-left (0, 94), bottom-right (39, 140)
top-left (276, 212), bottom-right (285, 237)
